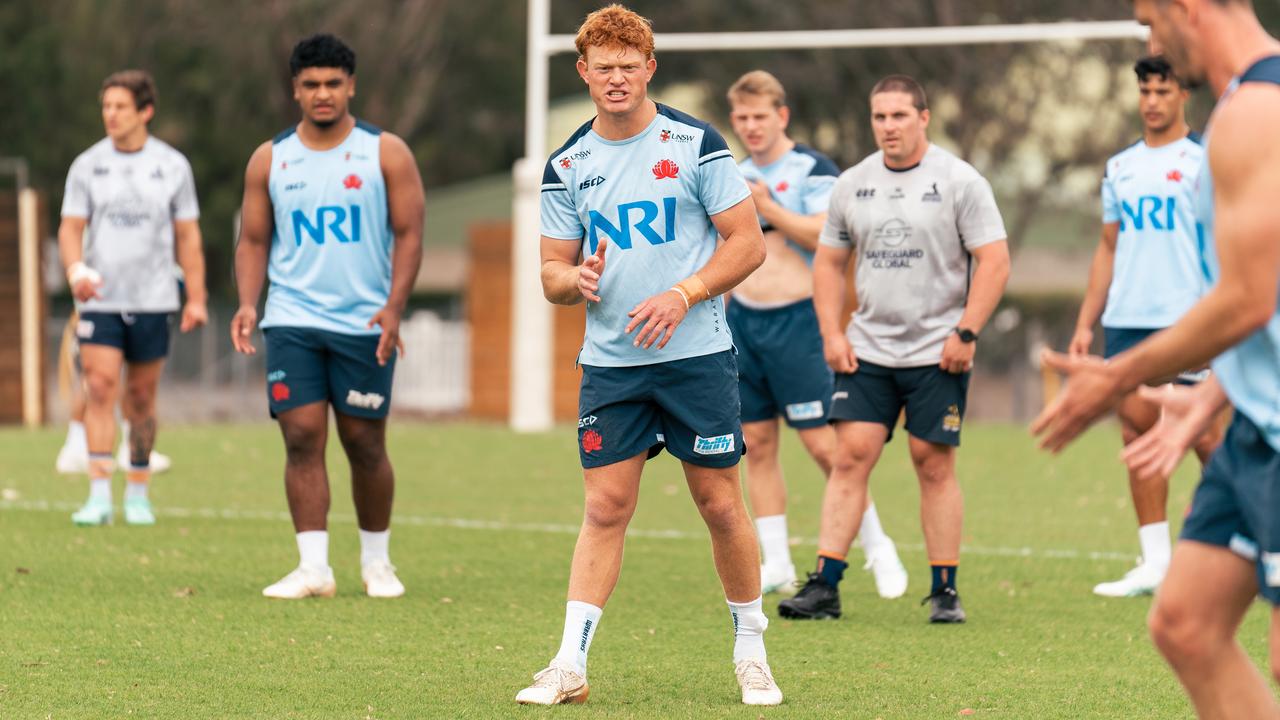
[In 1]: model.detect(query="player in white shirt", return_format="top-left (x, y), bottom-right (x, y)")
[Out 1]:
top-left (725, 70), bottom-right (907, 601)
top-left (58, 70), bottom-right (207, 527)
top-left (1069, 56), bottom-right (1221, 598)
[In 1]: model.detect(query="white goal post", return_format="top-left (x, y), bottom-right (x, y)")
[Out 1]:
top-left (509, 1), bottom-right (1148, 431)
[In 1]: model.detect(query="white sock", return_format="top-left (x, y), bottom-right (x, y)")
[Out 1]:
top-left (1139, 522), bottom-right (1171, 570)
top-left (755, 515), bottom-right (791, 569)
top-left (125, 482), bottom-right (148, 501)
top-left (858, 502), bottom-right (890, 556)
top-left (554, 600), bottom-right (602, 677)
top-left (89, 478), bottom-right (111, 503)
top-left (296, 530), bottom-right (329, 569)
top-left (359, 529), bottom-right (390, 567)
top-left (66, 421), bottom-right (87, 451)
top-left (727, 596), bottom-right (768, 663)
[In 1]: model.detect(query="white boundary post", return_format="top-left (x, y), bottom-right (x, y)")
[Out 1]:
top-left (509, 12), bottom-right (1149, 431)
top-left (19, 187), bottom-right (43, 427)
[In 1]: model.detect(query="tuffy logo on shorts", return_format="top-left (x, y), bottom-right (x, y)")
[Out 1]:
top-left (693, 433), bottom-right (735, 455)
top-left (76, 320), bottom-right (96, 339)
top-left (346, 389), bottom-right (385, 410)
top-left (581, 429), bottom-right (603, 453)
top-left (785, 401), bottom-right (824, 422)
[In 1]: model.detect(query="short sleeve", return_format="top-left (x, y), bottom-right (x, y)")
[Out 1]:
top-left (801, 153), bottom-right (840, 215)
top-left (818, 179), bottom-right (854, 249)
top-left (1100, 170), bottom-right (1120, 224)
top-left (171, 157), bottom-right (200, 221)
top-left (61, 158), bottom-right (91, 218)
top-left (697, 126), bottom-right (750, 217)
top-left (954, 174), bottom-right (1007, 251)
top-left (540, 160), bottom-right (584, 240)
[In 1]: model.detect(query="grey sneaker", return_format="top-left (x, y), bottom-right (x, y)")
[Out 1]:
top-left (923, 587), bottom-right (966, 623)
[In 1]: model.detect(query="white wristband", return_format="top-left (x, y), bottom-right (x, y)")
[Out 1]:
top-left (669, 286), bottom-right (691, 309)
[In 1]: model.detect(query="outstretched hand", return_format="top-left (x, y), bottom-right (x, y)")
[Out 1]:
top-left (1122, 384), bottom-right (1216, 483)
top-left (1030, 349), bottom-right (1127, 453)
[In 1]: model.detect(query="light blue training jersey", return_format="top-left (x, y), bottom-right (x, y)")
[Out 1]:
top-left (738, 144), bottom-right (840, 262)
top-left (261, 119), bottom-right (392, 335)
top-left (1100, 135), bottom-right (1206, 328)
top-left (1197, 56), bottom-right (1280, 452)
top-left (541, 104), bottom-right (751, 368)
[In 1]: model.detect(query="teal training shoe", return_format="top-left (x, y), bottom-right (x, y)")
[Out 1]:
top-left (123, 496), bottom-right (156, 526)
top-left (71, 497), bottom-right (113, 526)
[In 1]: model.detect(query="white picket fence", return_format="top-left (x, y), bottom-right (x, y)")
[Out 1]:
top-left (393, 311), bottom-right (469, 414)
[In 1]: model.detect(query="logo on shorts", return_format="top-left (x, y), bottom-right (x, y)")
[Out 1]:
top-left (942, 404), bottom-right (962, 433)
top-left (693, 433), bottom-right (735, 455)
top-left (1264, 552), bottom-right (1280, 587)
top-left (578, 415), bottom-right (597, 429)
top-left (785, 401), bottom-right (825, 422)
top-left (832, 391), bottom-right (849, 401)
top-left (346, 390), bottom-right (385, 410)
top-left (267, 370), bottom-right (286, 382)
top-left (582, 429), bottom-right (603, 453)
top-left (1230, 533), bottom-right (1260, 561)
top-left (76, 320), bottom-right (95, 339)
top-left (271, 382), bottom-right (290, 402)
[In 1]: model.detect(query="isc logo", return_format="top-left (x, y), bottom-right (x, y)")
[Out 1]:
top-left (292, 206), bottom-right (361, 245)
top-left (587, 197), bottom-right (677, 252)
top-left (1120, 196), bottom-right (1176, 231)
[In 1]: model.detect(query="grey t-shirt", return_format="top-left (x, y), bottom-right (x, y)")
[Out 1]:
top-left (61, 136), bottom-right (199, 313)
top-left (819, 144), bottom-right (1006, 367)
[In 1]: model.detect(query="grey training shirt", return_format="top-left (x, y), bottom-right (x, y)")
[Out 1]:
top-left (819, 144), bottom-right (1006, 367)
top-left (61, 136), bottom-right (199, 313)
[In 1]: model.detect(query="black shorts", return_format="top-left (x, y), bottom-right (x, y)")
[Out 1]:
top-left (1103, 327), bottom-right (1207, 385)
top-left (728, 299), bottom-right (833, 429)
top-left (577, 350), bottom-right (744, 469)
top-left (263, 327), bottom-right (395, 419)
top-left (1180, 413), bottom-right (1280, 605)
top-left (76, 311), bottom-right (172, 363)
top-left (828, 360), bottom-right (969, 446)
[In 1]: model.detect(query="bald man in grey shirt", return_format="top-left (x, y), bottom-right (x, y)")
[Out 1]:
top-left (778, 75), bottom-right (1010, 624)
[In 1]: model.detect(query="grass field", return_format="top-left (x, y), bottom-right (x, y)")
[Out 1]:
top-left (0, 421), bottom-right (1271, 719)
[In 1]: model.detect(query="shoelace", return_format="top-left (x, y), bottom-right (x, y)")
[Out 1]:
top-left (364, 562), bottom-right (399, 581)
top-left (919, 587), bottom-right (957, 607)
top-left (737, 661), bottom-right (774, 691)
top-left (531, 663), bottom-right (578, 690)
top-left (792, 572), bottom-right (824, 593)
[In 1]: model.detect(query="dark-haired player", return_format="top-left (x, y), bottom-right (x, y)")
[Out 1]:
top-left (780, 74), bottom-right (1010, 624)
top-left (1069, 55), bottom-right (1219, 598)
top-left (231, 34), bottom-right (424, 599)
top-left (59, 69), bottom-right (207, 527)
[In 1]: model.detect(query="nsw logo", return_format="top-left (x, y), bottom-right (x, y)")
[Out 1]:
top-left (652, 159), bottom-right (680, 180)
top-left (693, 433), bottom-right (735, 455)
top-left (346, 390), bottom-right (385, 410)
top-left (559, 149), bottom-right (591, 170)
top-left (581, 429), bottom-right (604, 453)
top-left (343, 174), bottom-right (363, 190)
top-left (659, 129), bottom-right (695, 143)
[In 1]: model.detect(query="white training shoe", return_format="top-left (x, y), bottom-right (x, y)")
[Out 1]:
top-left (362, 560), bottom-right (405, 598)
top-left (761, 563), bottom-right (798, 596)
top-left (735, 658), bottom-right (783, 706)
top-left (863, 540), bottom-right (909, 599)
top-left (1093, 560), bottom-right (1166, 597)
top-left (515, 659), bottom-right (590, 705)
top-left (262, 564), bottom-right (337, 599)
top-left (56, 445), bottom-right (89, 474)
top-left (116, 446), bottom-right (171, 474)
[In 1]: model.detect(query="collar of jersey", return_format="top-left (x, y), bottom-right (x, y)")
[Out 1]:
top-left (881, 143), bottom-right (934, 173)
top-left (747, 143), bottom-right (799, 174)
top-left (588, 106), bottom-right (664, 147)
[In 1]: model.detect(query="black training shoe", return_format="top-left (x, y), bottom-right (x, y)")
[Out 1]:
top-left (777, 573), bottom-right (842, 620)
top-left (922, 587), bottom-right (966, 623)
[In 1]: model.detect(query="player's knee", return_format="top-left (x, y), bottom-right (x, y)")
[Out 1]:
top-left (744, 432), bottom-right (777, 463)
top-left (692, 492), bottom-right (742, 531)
top-left (1148, 598), bottom-right (1215, 665)
top-left (281, 424), bottom-right (326, 461)
top-left (909, 447), bottom-right (952, 485)
top-left (123, 382), bottom-right (155, 415)
top-left (84, 371), bottom-right (118, 404)
top-left (339, 431), bottom-right (386, 470)
top-left (583, 491), bottom-right (635, 531)
top-left (831, 439), bottom-right (877, 474)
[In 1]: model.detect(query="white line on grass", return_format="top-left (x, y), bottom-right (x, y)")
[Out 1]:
top-left (1, 498), bottom-right (1135, 562)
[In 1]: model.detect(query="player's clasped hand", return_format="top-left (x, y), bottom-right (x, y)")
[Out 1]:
top-left (939, 332), bottom-right (975, 374)
top-left (230, 305), bottom-right (258, 355)
top-left (579, 238), bottom-right (607, 303)
top-left (368, 306), bottom-right (405, 366)
top-left (823, 332), bottom-right (858, 374)
top-left (626, 290), bottom-right (688, 350)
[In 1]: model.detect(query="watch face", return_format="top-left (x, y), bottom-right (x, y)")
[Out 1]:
top-left (957, 328), bottom-right (977, 342)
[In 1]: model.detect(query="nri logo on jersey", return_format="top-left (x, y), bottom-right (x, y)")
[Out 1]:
top-left (586, 197), bottom-right (677, 253)
top-left (292, 206), bottom-right (362, 245)
top-left (1119, 196), bottom-right (1177, 232)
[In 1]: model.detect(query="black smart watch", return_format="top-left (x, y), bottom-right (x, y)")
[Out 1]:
top-left (955, 327), bottom-right (979, 343)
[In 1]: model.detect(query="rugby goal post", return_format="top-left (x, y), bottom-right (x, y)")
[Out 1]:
top-left (510, 1), bottom-right (1148, 431)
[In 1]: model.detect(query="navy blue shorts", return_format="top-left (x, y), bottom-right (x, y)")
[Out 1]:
top-left (76, 311), bottom-right (171, 363)
top-left (828, 360), bottom-right (969, 446)
top-left (728, 299), bottom-right (833, 429)
top-left (263, 327), bottom-right (395, 419)
top-left (1180, 413), bottom-right (1280, 604)
top-left (1103, 327), bottom-right (1207, 385)
top-left (577, 350), bottom-right (744, 469)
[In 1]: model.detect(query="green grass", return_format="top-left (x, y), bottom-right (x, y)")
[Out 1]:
top-left (0, 422), bottom-right (1270, 718)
